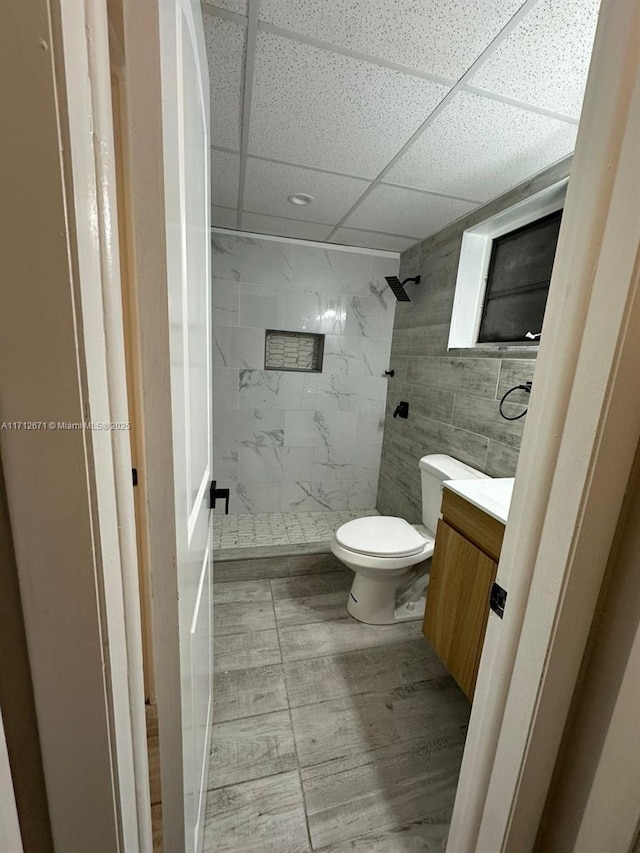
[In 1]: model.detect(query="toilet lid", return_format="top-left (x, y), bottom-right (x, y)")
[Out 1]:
top-left (336, 516), bottom-right (428, 557)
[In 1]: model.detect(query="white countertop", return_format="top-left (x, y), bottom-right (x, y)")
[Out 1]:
top-left (443, 477), bottom-right (515, 525)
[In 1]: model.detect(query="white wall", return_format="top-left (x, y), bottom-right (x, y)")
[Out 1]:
top-left (211, 232), bottom-right (399, 513)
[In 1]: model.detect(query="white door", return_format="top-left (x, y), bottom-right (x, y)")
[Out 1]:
top-left (158, 2), bottom-right (213, 851)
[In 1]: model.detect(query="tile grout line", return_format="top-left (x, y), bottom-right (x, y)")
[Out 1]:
top-left (271, 579), bottom-right (463, 847)
top-left (208, 556), bottom-right (469, 848)
top-left (270, 571), bottom-right (317, 852)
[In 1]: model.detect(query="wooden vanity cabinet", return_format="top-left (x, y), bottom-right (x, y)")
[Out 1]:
top-left (422, 488), bottom-right (505, 701)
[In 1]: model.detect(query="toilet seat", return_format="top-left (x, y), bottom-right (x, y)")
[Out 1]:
top-left (336, 516), bottom-right (428, 558)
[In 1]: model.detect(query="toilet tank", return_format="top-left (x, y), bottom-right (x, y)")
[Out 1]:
top-left (418, 454), bottom-right (489, 533)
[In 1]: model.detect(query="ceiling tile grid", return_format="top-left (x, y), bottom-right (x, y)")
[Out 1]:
top-left (257, 0), bottom-right (524, 80)
top-left (243, 157), bottom-right (370, 223)
top-left (384, 92), bottom-right (579, 202)
top-left (330, 229), bottom-right (417, 253)
top-left (344, 184), bottom-right (478, 240)
top-left (202, 13), bottom-right (246, 150)
top-left (470, 0), bottom-right (601, 119)
top-left (212, 205), bottom-right (238, 228)
top-left (212, 149), bottom-right (240, 209)
top-left (241, 213), bottom-right (333, 242)
top-left (248, 30), bottom-right (450, 178)
top-left (202, 0), bottom-right (247, 14)
top-left (203, 0), bottom-right (600, 252)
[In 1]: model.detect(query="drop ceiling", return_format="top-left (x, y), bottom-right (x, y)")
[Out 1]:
top-left (203, 0), bottom-right (600, 252)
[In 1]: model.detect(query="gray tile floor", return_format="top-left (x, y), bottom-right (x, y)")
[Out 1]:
top-left (204, 552), bottom-right (471, 852)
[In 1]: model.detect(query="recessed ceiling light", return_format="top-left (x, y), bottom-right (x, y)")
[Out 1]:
top-left (287, 193), bottom-right (314, 206)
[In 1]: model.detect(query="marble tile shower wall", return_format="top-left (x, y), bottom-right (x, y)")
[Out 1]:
top-left (377, 160), bottom-right (571, 524)
top-left (212, 234), bottom-right (399, 513)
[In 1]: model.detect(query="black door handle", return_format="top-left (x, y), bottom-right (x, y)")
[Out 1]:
top-left (209, 480), bottom-right (230, 514)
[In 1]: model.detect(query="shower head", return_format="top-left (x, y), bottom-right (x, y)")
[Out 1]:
top-left (385, 275), bottom-right (421, 302)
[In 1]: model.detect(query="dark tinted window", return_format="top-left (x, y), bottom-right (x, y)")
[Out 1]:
top-left (478, 209), bottom-right (562, 344)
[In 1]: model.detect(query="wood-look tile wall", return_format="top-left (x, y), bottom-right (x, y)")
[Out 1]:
top-left (377, 158), bottom-right (571, 522)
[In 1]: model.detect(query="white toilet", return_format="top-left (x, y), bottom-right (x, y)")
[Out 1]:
top-left (331, 454), bottom-right (489, 624)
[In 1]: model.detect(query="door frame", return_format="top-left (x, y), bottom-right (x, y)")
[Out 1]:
top-left (107, 0), bottom-right (188, 850)
top-left (72, 0), bottom-right (640, 847)
top-left (0, 0), bottom-right (150, 850)
top-left (4, 0), bottom-right (639, 850)
top-left (449, 0), bottom-right (640, 849)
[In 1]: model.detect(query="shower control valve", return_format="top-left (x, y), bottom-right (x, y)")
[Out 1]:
top-left (393, 401), bottom-right (409, 419)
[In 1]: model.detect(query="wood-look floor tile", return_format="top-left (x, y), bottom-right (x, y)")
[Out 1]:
top-left (270, 570), bottom-right (352, 601)
top-left (291, 675), bottom-right (469, 768)
top-left (214, 579), bottom-right (273, 604)
top-left (146, 703), bottom-right (162, 807)
top-left (208, 710), bottom-right (297, 790)
top-left (147, 731), bottom-right (162, 806)
top-left (151, 803), bottom-right (163, 853)
top-left (214, 601), bottom-right (276, 637)
top-left (314, 820), bottom-right (449, 852)
top-left (214, 543), bottom-right (333, 563)
top-left (215, 556), bottom-right (292, 582)
top-left (213, 664), bottom-right (288, 723)
top-left (206, 556), bottom-right (466, 850)
top-left (203, 771), bottom-right (310, 852)
top-left (214, 630), bottom-right (281, 673)
top-left (215, 553), bottom-right (341, 582)
top-left (302, 730), bottom-right (465, 849)
top-left (287, 554), bottom-right (346, 576)
top-left (274, 592), bottom-right (349, 627)
top-left (279, 619), bottom-right (423, 663)
top-left (285, 641), bottom-right (447, 709)
top-left (145, 702), bottom-right (159, 737)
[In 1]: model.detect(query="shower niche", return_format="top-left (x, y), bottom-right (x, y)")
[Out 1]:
top-left (264, 329), bottom-right (325, 373)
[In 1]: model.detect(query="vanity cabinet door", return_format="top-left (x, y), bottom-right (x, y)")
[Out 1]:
top-left (423, 519), bottom-right (497, 700)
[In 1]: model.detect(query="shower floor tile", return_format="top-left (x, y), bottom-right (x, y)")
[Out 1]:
top-left (212, 509), bottom-right (379, 551)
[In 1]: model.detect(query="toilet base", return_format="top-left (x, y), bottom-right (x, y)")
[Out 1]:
top-left (347, 570), bottom-right (427, 625)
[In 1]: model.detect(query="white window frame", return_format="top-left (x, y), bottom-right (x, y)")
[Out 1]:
top-left (448, 178), bottom-right (568, 351)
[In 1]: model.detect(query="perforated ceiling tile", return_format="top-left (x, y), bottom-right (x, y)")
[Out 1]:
top-left (202, 0), bottom-right (247, 14)
top-left (241, 213), bottom-right (333, 242)
top-left (386, 92), bottom-right (578, 202)
top-left (202, 14), bottom-right (245, 150)
top-left (258, 0), bottom-right (524, 80)
top-left (471, 0), bottom-right (600, 119)
top-left (344, 185), bottom-right (477, 239)
top-left (244, 158), bottom-right (370, 224)
top-left (249, 30), bottom-right (449, 178)
top-left (212, 150), bottom-right (240, 209)
top-left (212, 206), bottom-right (238, 228)
top-left (330, 228), bottom-right (415, 253)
